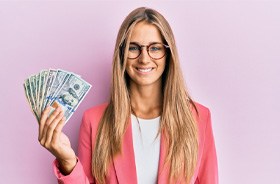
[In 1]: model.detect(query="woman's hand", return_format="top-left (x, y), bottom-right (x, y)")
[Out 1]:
top-left (38, 105), bottom-right (77, 175)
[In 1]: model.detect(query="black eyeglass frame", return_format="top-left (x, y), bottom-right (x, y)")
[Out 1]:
top-left (127, 42), bottom-right (170, 60)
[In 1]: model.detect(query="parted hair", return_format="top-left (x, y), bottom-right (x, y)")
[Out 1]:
top-left (92, 7), bottom-right (199, 183)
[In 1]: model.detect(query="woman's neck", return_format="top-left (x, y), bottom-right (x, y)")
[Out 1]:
top-left (129, 82), bottom-right (163, 119)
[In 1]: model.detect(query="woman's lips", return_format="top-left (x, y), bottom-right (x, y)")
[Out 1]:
top-left (136, 67), bottom-right (153, 72)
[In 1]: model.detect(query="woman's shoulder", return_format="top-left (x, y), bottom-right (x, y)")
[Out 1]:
top-left (79, 103), bottom-right (109, 132)
top-left (193, 101), bottom-right (210, 115)
top-left (84, 102), bottom-right (108, 114)
top-left (82, 102), bottom-right (109, 122)
top-left (192, 101), bottom-right (211, 126)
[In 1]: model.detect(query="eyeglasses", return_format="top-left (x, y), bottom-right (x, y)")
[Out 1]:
top-left (128, 42), bottom-right (170, 60)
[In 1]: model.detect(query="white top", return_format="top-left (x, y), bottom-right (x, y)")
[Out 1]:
top-left (131, 114), bottom-right (161, 184)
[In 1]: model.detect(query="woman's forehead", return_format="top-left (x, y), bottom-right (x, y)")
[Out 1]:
top-left (129, 21), bottom-right (163, 44)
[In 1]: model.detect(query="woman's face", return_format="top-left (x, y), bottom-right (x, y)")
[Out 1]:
top-left (125, 21), bottom-right (166, 87)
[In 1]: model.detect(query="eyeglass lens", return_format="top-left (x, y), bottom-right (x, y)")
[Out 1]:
top-left (128, 43), bottom-right (168, 59)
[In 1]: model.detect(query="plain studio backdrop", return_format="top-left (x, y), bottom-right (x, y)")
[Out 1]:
top-left (0, 1), bottom-right (279, 183)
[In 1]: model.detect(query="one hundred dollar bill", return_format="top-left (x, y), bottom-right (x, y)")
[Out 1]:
top-left (46, 69), bottom-right (70, 106)
top-left (24, 69), bottom-right (92, 124)
top-left (37, 70), bottom-right (48, 117)
top-left (36, 73), bottom-right (40, 104)
top-left (41, 69), bottom-right (57, 113)
top-left (49, 73), bottom-right (91, 123)
top-left (24, 79), bottom-right (39, 121)
top-left (29, 75), bottom-right (38, 114)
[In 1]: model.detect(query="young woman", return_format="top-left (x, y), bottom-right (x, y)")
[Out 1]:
top-left (39, 7), bottom-right (218, 184)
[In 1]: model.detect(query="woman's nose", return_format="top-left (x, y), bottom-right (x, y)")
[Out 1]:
top-left (138, 48), bottom-right (150, 63)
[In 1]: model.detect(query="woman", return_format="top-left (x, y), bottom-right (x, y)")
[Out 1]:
top-left (39, 7), bottom-right (218, 184)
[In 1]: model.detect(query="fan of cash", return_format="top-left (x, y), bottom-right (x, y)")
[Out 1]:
top-left (23, 69), bottom-right (92, 123)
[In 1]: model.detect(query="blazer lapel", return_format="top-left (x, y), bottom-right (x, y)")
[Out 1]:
top-left (112, 119), bottom-right (138, 184)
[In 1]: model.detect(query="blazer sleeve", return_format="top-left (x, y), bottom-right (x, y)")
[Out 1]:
top-left (196, 109), bottom-right (219, 184)
top-left (53, 111), bottom-right (94, 184)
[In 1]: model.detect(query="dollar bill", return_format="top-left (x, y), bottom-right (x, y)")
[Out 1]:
top-left (37, 70), bottom-right (48, 117)
top-left (24, 79), bottom-right (39, 121)
top-left (30, 75), bottom-right (38, 113)
top-left (41, 69), bottom-right (57, 113)
top-left (24, 69), bottom-right (92, 124)
top-left (49, 73), bottom-right (91, 122)
top-left (34, 73), bottom-right (40, 104)
top-left (46, 69), bottom-right (70, 106)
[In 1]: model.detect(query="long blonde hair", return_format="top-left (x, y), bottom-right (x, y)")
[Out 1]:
top-left (92, 7), bottom-right (198, 183)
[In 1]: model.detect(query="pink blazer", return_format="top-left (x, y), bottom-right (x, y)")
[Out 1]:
top-left (54, 102), bottom-right (218, 184)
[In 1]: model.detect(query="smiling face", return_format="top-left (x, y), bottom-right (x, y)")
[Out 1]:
top-left (125, 21), bottom-right (167, 88)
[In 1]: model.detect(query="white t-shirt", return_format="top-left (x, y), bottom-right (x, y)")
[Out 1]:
top-left (131, 114), bottom-right (161, 184)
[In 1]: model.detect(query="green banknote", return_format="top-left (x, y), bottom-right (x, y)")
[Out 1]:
top-left (23, 69), bottom-right (92, 123)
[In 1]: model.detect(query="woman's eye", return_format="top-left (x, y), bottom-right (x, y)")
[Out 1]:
top-left (129, 46), bottom-right (139, 51)
top-left (150, 46), bottom-right (161, 51)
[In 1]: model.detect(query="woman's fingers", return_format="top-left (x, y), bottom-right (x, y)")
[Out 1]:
top-left (39, 106), bottom-right (51, 141)
top-left (39, 106), bottom-right (63, 147)
top-left (52, 116), bottom-right (66, 146)
top-left (37, 105), bottom-right (75, 165)
top-left (44, 110), bottom-right (65, 149)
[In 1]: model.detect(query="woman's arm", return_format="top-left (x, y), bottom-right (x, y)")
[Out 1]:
top-left (53, 110), bottom-right (94, 184)
top-left (196, 109), bottom-right (219, 184)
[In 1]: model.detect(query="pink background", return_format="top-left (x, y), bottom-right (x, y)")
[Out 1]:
top-left (1, 1), bottom-right (279, 183)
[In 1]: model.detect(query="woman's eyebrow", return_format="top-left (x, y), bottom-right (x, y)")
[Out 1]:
top-left (129, 41), bottom-right (163, 45)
